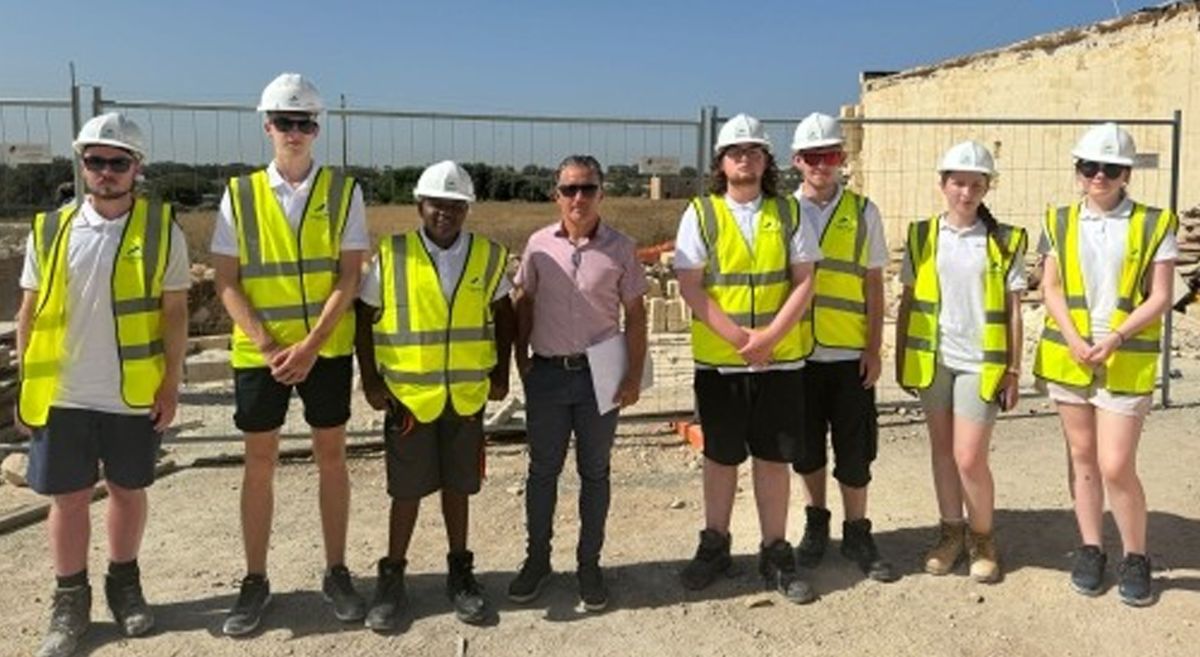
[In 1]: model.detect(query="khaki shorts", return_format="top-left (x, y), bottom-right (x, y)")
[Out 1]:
top-left (1038, 367), bottom-right (1152, 418)
top-left (917, 364), bottom-right (999, 426)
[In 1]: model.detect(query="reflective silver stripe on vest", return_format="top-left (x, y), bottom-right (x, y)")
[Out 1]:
top-left (1041, 327), bottom-right (1069, 346)
top-left (1121, 337), bottom-right (1161, 353)
top-left (118, 340), bottom-right (164, 360)
top-left (910, 300), bottom-right (937, 314)
top-left (1116, 298), bottom-right (1135, 313)
top-left (258, 302), bottom-right (327, 321)
top-left (698, 196), bottom-right (719, 252)
top-left (380, 366), bottom-right (489, 385)
top-left (235, 175), bottom-right (259, 266)
top-left (240, 258), bottom-right (338, 279)
top-left (373, 327), bottom-right (492, 346)
top-left (1066, 295), bottom-right (1089, 310)
top-left (326, 169), bottom-right (346, 246)
top-left (705, 270), bottom-right (790, 286)
top-left (482, 239), bottom-right (504, 291)
top-left (982, 350), bottom-right (1008, 364)
top-left (40, 208), bottom-right (66, 259)
top-left (905, 336), bottom-right (934, 352)
top-left (984, 310), bottom-right (1008, 324)
top-left (819, 258), bottom-right (867, 276)
top-left (813, 295), bottom-right (865, 313)
top-left (852, 194), bottom-right (867, 264)
top-left (114, 298), bottom-right (160, 315)
top-left (142, 198), bottom-right (164, 294)
top-left (726, 311), bottom-right (777, 326)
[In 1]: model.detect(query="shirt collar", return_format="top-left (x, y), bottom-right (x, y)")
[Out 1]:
top-left (724, 194), bottom-right (763, 212)
top-left (553, 219), bottom-right (605, 243)
top-left (419, 228), bottom-right (467, 255)
top-left (938, 214), bottom-right (986, 236)
top-left (267, 160), bottom-right (319, 191)
top-left (1079, 196), bottom-right (1134, 221)
top-left (79, 199), bottom-right (128, 228)
top-left (795, 184), bottom-right (843, 211)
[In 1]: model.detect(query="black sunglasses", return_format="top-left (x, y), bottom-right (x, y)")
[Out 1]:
top-left (270, 116), bottom-right (319, 135)
top-left (557, 183), bottom-right (600, 198)
top-left (82, 155), bottom-right (134, 173)
top-left (1075, 160), bottom-right (1127, 179)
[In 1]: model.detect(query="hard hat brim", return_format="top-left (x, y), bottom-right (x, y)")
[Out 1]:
top-left (415, 191), bottom-right (475, 203)
top-left (714, 137), bottom-right (772, 155)
top-left (792, 138), bottom-right (844, 152)
top-left (72, 138), bottom-right (144, 161)
top-left (937, 164), bottom-right (995, 176)
top-left (1071, 149), bottom-right (1134, 167)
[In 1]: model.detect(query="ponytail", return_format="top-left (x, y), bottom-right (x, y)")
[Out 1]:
top-left (977, 202), bottom-right (1008, 260)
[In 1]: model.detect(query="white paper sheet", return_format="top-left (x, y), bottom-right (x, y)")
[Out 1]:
top-left (586, 333), bottom-right (653, 416)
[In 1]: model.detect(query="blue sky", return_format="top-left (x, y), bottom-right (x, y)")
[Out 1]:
top-left (1, 0), bottom-right (1131, 118)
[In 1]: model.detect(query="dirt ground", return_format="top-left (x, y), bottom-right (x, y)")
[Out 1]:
top-left (1, 348), bottom-right (1198, 657)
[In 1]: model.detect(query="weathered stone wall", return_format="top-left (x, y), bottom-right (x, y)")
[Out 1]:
top-left (852, 3), bottom-right (1200, 247)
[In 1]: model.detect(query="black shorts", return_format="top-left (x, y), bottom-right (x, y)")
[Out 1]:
top-left (793, 360), bottom-right (878, 487)
top-left (385, 402), bottom-right (484, 500)
top-left (27, 407), bottom-right (162, 495)
top-left (233, 356), bottom-right (352, 433)
top-left (693, 369), bottom-right (804, 466)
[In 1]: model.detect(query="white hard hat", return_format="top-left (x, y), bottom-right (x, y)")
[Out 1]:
top-left (1072, 122), bottom-right (1135, 166)
top-left (937, 140), bottom-right (996, 176)
top-left (414, 160), bottom-right (475, 203)
top-left (257, 73), bottom-right (324, 114)
top-left (791, 112), bottom-right (843, 151)
top-left (715, 113), bottom-right (772, 154)
top-left (73, 112), bottom-right (146, 160)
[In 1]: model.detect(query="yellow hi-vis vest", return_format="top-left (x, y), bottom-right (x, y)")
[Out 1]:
top-left (229, 167), bottom-right (357, 368)
top-left (372, 232), bottom-right (508, 423)
top-left (689, 194), bottom-right (810, 367)
top-left (800, 189), bottom-right (871, 350)
top-left (1033, 202), bottom-right (1175, 394)
top-left (19, 198), bottom-right (172, 427)
top-left (900, 217), bottom-right (1027, 402)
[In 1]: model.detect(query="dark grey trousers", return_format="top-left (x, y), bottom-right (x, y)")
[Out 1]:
top-left (522, 358), bottom-right (619, 567)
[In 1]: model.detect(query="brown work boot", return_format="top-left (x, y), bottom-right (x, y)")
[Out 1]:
top-left (967, 529), bottom-right (1001, 583)
top-left (924, 520), bottom-right (965, 575)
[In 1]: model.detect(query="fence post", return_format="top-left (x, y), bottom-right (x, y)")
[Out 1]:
top-left (1163, 108), bottom-right (1183, 408)
top-left (69, 74), bottom-right (82, 204)
top-left (698, 105), bottom-right (717, 193)
top-left (92, 86), bottom-right (103, 118)
top-left (340, 94), bottom-right (348, 169)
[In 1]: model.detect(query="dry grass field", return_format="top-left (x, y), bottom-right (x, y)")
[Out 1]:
top-left (176, 198), bottom-right (690, 265)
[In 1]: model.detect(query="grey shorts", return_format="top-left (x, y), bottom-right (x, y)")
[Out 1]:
top-left (918, 364), bottom-right (999, 426)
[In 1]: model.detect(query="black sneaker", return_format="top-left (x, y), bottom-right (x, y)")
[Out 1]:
top-left (840, 518), bottom-right (898, 583)
top-left (796, 506), bottom-right (832, 568)
top-left (105, 571), bottom-right (155, 637)
top-left (759, 539), bottom-right (816, 605)
top-left (322, 564), bottom-right (367, 623)
top-left (37, 584), bottom-right (91, 657)
top-left (577, 563), bottom-right (609, 612)
top-left (1117, 553), bottom-right (1154, 607)
top-left (222, 575), bottom-right (271, 637)
top-left (680, 529), bottom-right (733, 591)
top-left (365, 558), bottom-right (407, 633)
top-left (447, 551), bottom-right (488, 624)
top-left (1069, 545), bottom-right (1106, 597)
top-left (507, 557), bottom-right (552, 604)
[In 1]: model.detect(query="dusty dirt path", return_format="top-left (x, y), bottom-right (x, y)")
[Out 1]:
top-left (2, 379), bottom-right (1198, 656)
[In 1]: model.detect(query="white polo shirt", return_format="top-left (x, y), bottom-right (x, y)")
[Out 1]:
top-left (359, 230), bottom-right (512, 308)
top-left (210, 160), bottom-right (369, 257)
top-left (901, 215), bottom-right (1027, 373)
top-left (795, 185), bottom-right (889, 363)
top-left (20, 200), bottom-right (192, 414)
top-left (674, 194), bottom-right (823, 372)
top-left (1036, 197), bottom-right (1178, 340)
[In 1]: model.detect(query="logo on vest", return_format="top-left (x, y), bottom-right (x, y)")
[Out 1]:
top-left (124, 244), bottom-right (143, 259)
top-left (465, 275), bottom-right (484, 290)
top-left (761, 217), bottom-right (780, 233)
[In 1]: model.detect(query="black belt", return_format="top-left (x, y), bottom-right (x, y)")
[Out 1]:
top-left (534, 353), bottom-right (589, 371)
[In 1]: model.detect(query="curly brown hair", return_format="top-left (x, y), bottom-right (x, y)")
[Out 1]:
top-left (707, 147), bottom-right (778, 197)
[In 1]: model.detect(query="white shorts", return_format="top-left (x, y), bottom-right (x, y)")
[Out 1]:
top-left (1038, 367), bottom-right (1152, 418)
